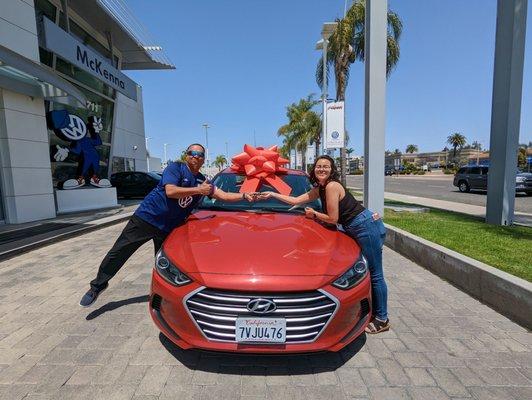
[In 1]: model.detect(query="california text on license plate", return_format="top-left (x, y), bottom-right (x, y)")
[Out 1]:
top-left (235, 317), bottom-right (286, 343)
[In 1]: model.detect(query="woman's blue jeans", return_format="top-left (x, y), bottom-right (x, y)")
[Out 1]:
top-left (343, 209), bottom-right (388, 321)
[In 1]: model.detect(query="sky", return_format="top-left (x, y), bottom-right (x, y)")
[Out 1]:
top-left (125, 0), bottom-right (532, 161)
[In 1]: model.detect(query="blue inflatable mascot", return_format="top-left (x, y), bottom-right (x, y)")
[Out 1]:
top-left (48, 110), bottom-right (111, 189)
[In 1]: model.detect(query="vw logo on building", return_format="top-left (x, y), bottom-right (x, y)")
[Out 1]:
top-left (331, 131), bottom-right (340, 139)
top-left (247, 298), bottom-right (277, 314)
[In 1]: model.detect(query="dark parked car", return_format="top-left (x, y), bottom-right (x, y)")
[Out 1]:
top-left (453, 166), bottom-right (532, 195)
top-left (385, 166), bottom-right (395, 176)
top-left (111, 171), bottom-right (161, 198)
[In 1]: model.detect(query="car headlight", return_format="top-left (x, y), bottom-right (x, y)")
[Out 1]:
top-left (155, 249), bottom-right (191, 286)
top-left (516, 176), bottom-right (526, 183)
top-left (332, 255), bottom-right (368, 290)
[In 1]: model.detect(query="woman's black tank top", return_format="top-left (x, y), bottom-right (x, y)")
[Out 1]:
top-left (319, 182), bottom-right (365, 225)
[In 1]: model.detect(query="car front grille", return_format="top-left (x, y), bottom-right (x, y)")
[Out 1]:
top-left (184, 288), bottom-right (338, 343)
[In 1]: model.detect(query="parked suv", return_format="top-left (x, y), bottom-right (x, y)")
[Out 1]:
top-left (110, 171), bottom-right (161, 198)
top-left (453, 166), bottom-right (532, 195)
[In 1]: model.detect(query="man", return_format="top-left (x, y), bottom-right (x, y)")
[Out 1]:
top-left (80, 143), bottom-right (253, 307)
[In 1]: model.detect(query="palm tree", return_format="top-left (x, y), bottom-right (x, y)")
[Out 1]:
top-left (405, 144), bottom-right (418, 154)
top-left (447, 133), bottom-right (467, 161)
top-left (278, 95), bottom-right (322, 171)
top-left (316, 0), bottom-right (402, 183)
top-left (393, 148), bottom-right (401, 155)
top-left (213, 155), bottom-right (227, 171)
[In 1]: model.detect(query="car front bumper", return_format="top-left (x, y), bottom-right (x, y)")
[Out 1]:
top-left (149, 269), bottom-right (372, 353)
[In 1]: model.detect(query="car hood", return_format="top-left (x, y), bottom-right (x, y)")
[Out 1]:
top-left (163, 210), bottom-right (359, 282)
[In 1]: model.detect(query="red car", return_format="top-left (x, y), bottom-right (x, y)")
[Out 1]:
top-left (149, 169), bottom-right (371, 353)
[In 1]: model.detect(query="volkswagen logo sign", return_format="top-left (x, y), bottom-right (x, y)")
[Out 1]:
top-left (331, 131), bottom-right (340, 139)
top-left (247, 298), bottom-right (277, 314)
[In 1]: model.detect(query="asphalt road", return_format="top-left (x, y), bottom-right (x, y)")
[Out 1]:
top-left (346, 175), bottom-right (532, 215)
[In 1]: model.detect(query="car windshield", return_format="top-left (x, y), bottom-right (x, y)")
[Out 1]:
top-left (148, 172), bottom-right (162, 180)
top-left (198, 173), bottom-right (321, 213)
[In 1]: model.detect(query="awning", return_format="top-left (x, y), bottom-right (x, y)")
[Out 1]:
top-left (68, 0), bottom-right (175, 70)
top-left (0, 44), bottom-right (87, 108)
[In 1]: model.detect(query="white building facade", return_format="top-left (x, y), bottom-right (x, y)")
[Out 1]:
top-left (0, 0), bottom-right (173, 224)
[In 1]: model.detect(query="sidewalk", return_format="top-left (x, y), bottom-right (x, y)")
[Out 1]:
top-left (0, 201), bottom-right (141, 262)
top-left (0, 221), bottom-right (530, 400)
top-left (348, 187), bottom-right (532, 227)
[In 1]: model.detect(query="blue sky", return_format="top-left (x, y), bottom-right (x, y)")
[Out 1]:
top-left (126, 0), bottom-right (531, 161)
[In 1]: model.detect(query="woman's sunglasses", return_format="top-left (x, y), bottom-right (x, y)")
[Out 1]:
top-left (187, 150), bottom-right (205, 158)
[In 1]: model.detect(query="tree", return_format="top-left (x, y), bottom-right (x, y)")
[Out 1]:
top-left (393, 148), bottom-right (401, 155)
top-left (447, 133), bottom-right (467, 161)
top-left (316, 0), bottom-right (402, 184)
top-left (471, 141), bottom-right (482, 150)
top-left (405, 144), bottom-right (418, 154)
top-left (214, 155), bottom-right (227, 171)
top-left (517, 147), bottom-right (527, 169)
top-left (179, 151), bottom-right (187, 162)
top-left (278, 95), bottom-right (322, 171)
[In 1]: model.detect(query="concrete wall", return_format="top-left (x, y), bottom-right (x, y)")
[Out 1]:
top-left (0, 0), bottom-right (56, 223)
top-left (111, 86), bottom-right (148, 172)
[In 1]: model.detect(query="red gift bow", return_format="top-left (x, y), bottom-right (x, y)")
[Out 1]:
top-left (230, 144), bottom-right (292, 195)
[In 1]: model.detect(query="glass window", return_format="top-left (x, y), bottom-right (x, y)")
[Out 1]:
top-left (34, 0), bottom-right (56, 22)
top-left (199, 173), bottom-right (321, 212)
top-left (47, 86), bottom-right (114, 188)
top-left (125, 158), bottom-right (135, 172)
top-left (0, 180), bottom-right (4, 222)
top-left (112, 157), bottom-right (125, 173)
top-left (470, 167), bottom-right (481, 174)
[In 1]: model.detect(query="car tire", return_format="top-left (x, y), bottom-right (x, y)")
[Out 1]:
top-left (458, 181), bottom-right (470, 193)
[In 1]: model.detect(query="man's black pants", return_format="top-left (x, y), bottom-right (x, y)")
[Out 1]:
top-left (90, 215), bottom-right (168, 291)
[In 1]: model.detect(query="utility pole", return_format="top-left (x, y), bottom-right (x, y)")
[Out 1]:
top-left (163, 143), bottom-right (171, 167)
top-left (202, 123), bottom-right (210, 167)
top-left (145, 137), bottom-right (151, 171)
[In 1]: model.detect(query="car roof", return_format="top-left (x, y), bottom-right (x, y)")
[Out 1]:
top-left (219, 167), bottom-right (308, 176)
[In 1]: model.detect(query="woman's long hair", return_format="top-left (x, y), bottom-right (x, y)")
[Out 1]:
top-left (309, 155), bottom-right (341, 187)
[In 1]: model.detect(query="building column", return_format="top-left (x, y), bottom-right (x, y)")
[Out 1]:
top-left (363, 0), bottom-right (387, 216)
top-left (486, 0), bottom-right (528, 225)
top-left (0, 0), bottom-right (56, 223)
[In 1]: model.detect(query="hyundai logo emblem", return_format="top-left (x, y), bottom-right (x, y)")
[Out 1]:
top-left (247, 298), bottom-right (277, 314)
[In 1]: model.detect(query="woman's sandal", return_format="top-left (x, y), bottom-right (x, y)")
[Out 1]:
top-left (365, 318), bottom-right (390, 334)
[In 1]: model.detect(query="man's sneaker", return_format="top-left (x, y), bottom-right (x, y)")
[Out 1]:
top-left (79, 284), bottom-right (108, 307)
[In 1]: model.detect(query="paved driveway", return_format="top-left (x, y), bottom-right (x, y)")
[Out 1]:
top-left (0, 222), bottom-right (530, 399)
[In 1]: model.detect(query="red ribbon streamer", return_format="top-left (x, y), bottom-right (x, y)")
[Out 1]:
top-left (230, 144), bottom-right (292, 195)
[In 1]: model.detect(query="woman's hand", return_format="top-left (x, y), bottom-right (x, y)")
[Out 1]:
top-left (258, 191), bottom-right (274, 200)
top-left (304, 207), bottom-right (316, 220)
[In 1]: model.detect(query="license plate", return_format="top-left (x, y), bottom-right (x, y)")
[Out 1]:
top-left (235, 317), bottom-right (286, 343)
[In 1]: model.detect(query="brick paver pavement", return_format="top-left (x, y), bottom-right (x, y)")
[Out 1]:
top-left (0, 222), bottom-right (530, 400)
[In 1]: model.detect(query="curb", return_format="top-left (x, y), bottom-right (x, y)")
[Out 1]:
top-left (0, 211), bottom-right (134, 263)
top-left (384, 223), bottom-right (532, 329)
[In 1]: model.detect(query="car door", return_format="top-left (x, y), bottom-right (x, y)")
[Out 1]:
top-left (479, 167), bottom-right (489, 190)
top-left (135, 173), bottom-right (153, 196)
top-left (468, 167), bottom-right (482, 189)
top-left (121, 173), bottom-right (138, 197)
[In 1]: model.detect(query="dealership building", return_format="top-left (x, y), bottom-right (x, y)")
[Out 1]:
top-left (0, 0), bottom-right (173, 224)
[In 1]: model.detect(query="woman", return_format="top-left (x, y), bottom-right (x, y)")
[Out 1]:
top-left (260, 155), bottom-right (389, 334)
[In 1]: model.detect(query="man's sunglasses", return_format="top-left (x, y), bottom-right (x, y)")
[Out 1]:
top-left (186, 150), bottom-right (205, 158)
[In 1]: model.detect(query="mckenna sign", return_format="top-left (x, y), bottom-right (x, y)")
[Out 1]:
top-left (76, 47), bottom-right (126, 90)
top-left (41, 18), bottom-right (137, 101)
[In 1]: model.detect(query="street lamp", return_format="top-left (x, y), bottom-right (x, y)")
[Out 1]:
top-left (145, 136), bottom-right (151, 171)
top-left (163, 143), bottom-right (171, 167)
top-left (202, 123), bottom-right (210, 167)
top-left (316, 22), bottom-right (338, 155)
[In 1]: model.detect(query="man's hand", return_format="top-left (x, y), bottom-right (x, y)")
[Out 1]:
top-left (53, 145), bottom-right (69, 161)
top-left (243, 193), bottom-right (255, 202)
top-left (304, 207), bottom-right (316, 219)
top-left (197, 182), bottom-right (213, 195)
